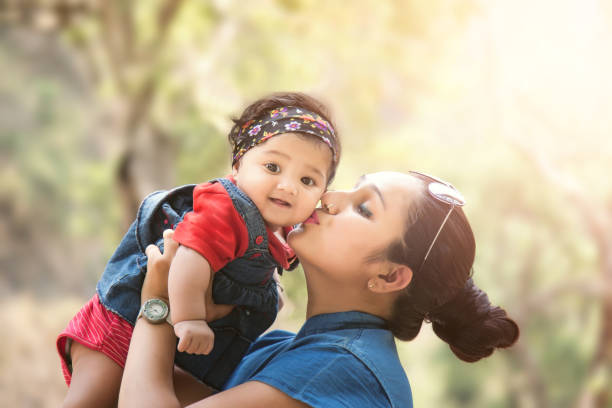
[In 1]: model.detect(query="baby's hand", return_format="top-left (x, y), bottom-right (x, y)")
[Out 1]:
top-left (174, 320), bottom-right (215, 355)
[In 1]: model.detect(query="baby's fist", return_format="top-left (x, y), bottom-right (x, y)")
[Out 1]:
top-left (174, 320), bottom-right (215, 355)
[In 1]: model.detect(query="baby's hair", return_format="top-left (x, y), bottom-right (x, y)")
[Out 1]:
top-left (386, 175), bottom-right (519, 362)
top-left (229, 92), bottom-right (341, 185)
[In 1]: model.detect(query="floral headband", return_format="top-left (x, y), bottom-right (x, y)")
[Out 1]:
top-left (231, 106), bottom-right (338, 166)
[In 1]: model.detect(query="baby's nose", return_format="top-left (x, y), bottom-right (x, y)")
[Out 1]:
top-left (277, 179), bottom-right (298, 195)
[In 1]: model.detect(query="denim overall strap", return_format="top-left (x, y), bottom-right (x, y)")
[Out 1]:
top-left (209, 178), bottom-right (279, 309)
top-left (214, 178), bottom-right (270, 254)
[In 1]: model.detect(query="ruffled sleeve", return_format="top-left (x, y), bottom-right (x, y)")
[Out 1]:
top-left (173, 182), bottom-right (249, 272)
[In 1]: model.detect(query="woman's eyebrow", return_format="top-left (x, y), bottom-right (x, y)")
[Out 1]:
top-left (356, 175), bottom-right (386, 209)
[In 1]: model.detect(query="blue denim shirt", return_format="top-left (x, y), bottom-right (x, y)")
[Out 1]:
top-left (224, 311), bottom-right (413, 408)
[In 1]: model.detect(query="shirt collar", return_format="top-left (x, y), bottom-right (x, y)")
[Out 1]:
top-left (296, 311), bottom-right (387, 339)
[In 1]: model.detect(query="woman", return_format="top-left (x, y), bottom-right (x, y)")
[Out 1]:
top-left (119, 171), bottom-right (519, 408)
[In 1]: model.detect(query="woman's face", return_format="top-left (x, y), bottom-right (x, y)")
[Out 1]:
top-left (288, 172), bottom-right (422, 282)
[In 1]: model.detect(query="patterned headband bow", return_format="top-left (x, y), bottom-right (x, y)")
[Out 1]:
top-left (231, 106), bottom-right (338, 166)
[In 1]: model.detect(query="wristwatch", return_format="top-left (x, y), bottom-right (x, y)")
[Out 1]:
top-left (137, 298), bottom-right (173, 326)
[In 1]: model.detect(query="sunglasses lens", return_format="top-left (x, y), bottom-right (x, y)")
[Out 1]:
top-left (428, 182), bottom-right (466, 206)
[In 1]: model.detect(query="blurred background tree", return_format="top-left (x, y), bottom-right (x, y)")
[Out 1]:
top-left (1, 0), bottom-right (610, 407)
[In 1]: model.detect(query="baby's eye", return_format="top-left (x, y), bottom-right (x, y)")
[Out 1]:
top-left (357, 203), bottom-right (373, 218)
top-left (301, 177), bottom-right (315, 187)
top-left (265, 163), bottom-right (280, 173)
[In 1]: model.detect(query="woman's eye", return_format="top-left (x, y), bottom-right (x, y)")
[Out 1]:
top-left (265, 163), bottom-right (280, 173)
top-left (357, 203), bottom-right (373, 218)
top-left (301, 177), bottom-right (315, 186)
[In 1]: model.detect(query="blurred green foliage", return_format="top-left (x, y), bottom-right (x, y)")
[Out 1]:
top-left (1, 0), bottom-right (611, 407)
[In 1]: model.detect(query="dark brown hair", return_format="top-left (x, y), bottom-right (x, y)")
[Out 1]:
top-left (228, 92), bottom-right (341, 185)
top-left (386, 174), bottom-right (519, 362)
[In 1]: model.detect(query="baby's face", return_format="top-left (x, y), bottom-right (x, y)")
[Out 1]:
top-left (232, 133), bottom-right (332, 231)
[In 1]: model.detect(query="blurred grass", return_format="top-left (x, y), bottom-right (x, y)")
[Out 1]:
top-left (0, 294), bottom-right (85, 407)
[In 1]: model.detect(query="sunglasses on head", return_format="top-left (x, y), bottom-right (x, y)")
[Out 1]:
top-left (409, 171), bottom-right (466, 274)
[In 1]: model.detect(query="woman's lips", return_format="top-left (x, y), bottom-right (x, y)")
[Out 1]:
top-left (303, 211), bottom-right (319, 225)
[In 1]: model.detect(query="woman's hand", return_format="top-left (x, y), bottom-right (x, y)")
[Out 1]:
top-left (119, 229), bottom-right (181, 408)
top-left (142, 229), bottom-right (178, 303)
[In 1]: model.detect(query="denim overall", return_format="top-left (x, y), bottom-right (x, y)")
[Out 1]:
top-left (96, 178), bottom-right (280, 390)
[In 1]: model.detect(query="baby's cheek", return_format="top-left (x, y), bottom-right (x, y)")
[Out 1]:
top-left (305, 194), bottom-right (322, 211)
top-left (295, 199), bottom-right (318, 223)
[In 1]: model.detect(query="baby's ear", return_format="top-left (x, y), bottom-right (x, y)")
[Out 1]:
top-left (231, 162), bottom-right (240, 177)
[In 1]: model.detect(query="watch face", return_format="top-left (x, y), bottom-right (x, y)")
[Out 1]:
top-left (144, 299), bottom-right (168, 322)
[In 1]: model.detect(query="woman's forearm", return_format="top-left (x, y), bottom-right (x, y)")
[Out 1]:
top-left (185, 381), bottom-right (309, 408)
top-left (118, 318), bottom-right (180, 408)
top-left (119, 229), bottom-right (182, 408)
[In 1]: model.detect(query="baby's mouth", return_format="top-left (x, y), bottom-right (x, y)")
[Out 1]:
top-left (270, 198), bottom-right (291, 207)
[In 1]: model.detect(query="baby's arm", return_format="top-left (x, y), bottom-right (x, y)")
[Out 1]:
top-left (168, 245), bottom-right (215, 355)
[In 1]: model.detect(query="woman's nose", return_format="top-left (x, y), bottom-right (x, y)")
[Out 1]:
top-left (320, 191), bottom-right (346, 215)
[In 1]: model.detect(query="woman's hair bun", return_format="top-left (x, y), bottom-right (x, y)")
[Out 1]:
top-left (430, 278), bottom-right (520, 362)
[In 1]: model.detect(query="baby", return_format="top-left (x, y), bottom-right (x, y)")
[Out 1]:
top-left (57, 92), bottom-right (340, 406)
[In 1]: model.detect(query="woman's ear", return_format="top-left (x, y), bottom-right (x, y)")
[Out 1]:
top-left (368, 264), bottom-right (412, 293)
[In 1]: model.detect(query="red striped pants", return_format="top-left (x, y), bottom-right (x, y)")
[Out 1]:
top-left (56, 294), bottom-right (134, 386)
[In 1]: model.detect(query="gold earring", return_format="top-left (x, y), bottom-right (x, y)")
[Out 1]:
top-left (368, 282), bottom-right (375, 289)
top-left (324, 203), bottom-right (337, 214)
